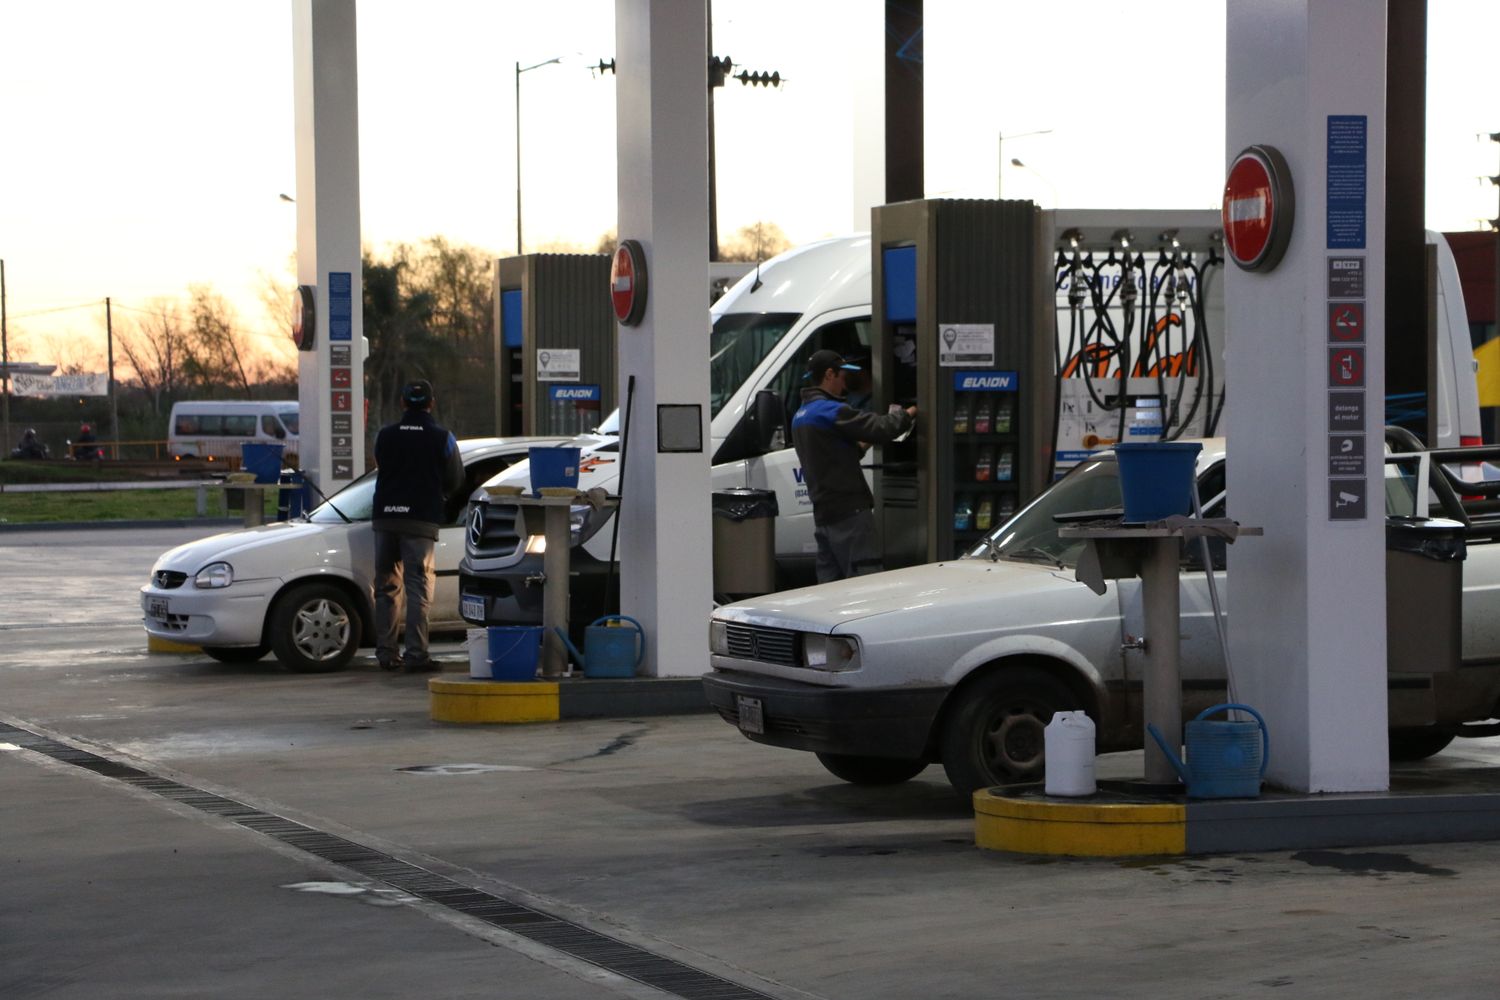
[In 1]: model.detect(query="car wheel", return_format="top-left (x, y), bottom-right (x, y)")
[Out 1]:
top-left (939, 666), bottom-right (1078, 796)
top-left (202, 644), bottom-right (269, 664)
top-left (815, 752), bottom-right (928, 786)
top-left (1388, 727), bottom-right (1455, 761)
top-left (269, 582), bottom-right (360, 673)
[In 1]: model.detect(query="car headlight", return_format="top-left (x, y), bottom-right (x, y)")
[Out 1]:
top-left (709, 619), bottom-right (728, 655)
top-left (569, 503), bottom-right (612, 546)
top-left (802, 634), bottom-right (860, 671)
top-left (194, 561), bottom-right (234, 589)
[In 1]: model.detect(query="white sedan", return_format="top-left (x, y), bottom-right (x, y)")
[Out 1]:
top-left (140, 437), bottom-right (561, 672)
top-left (704, 441), bottom-right (1500, 796)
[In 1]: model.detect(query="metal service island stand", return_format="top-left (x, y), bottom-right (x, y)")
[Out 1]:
top-left (1058, 516), bottom-right (1261, 785)
top-left (512, 490), bottom-right (618, 678)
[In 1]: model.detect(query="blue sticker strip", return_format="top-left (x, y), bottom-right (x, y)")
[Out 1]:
top-left (328, 270), bottom-right (352, 341)
top-left (546, 384), bottom-right (601, 402)
top-left (1327, 115), bottom-right (1367, 250)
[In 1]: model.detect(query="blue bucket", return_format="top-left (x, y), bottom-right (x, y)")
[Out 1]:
top-left (1114, 442), bottom-right (1201, 522)
top-left (241, 442), bottom-right (285, 483)
top-left (486, 625), bottom-right (542, 681)
top-left (528, 445), bottom-right (581, 495)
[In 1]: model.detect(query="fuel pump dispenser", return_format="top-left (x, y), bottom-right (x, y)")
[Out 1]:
top-left (871, 202), bottom-right (1227, 563)
top-left (872, 199), bottom-right (1049, 564)
top-left (492, 254), bottom-right (616, 437)
top-left (1047, 211), bottom-right (1225, 476)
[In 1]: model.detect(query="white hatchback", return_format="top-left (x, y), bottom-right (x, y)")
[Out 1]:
top-left (140, 437), bottom-right (562, 671)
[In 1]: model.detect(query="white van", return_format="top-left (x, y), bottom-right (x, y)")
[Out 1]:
top-left (167, 400), bottom-right (299, 462)
top-left (457, 230), bottom-right (1483, 628)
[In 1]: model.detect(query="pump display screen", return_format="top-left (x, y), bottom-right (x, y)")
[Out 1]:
top-left (709, 312), bottom-right (799, 417)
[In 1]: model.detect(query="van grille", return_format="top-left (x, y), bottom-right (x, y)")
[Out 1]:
top-left (467, 502), bottom-right (524, 559)
top-left (724, 623), bottom-right (799, 666)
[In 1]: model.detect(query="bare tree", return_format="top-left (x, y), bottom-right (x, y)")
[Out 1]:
top-left (183, 286), bottom-right (252, 396)
top-left (118, 301), bottom-right (185, 412)
top-left (719, 221), bottom-right (792, 262)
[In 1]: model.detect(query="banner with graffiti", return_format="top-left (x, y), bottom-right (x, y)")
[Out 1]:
top-left (9, 372), bottom-right (109, 397)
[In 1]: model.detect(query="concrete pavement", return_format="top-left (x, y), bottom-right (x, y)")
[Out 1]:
top-left (6, 524), bottom-right (1500, 999)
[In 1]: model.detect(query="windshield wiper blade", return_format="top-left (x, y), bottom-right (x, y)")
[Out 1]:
top-left (1008, 546), bottom-right (1065, 568)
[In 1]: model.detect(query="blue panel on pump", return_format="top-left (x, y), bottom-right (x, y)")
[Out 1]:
top-left (502, 289), bottom-right (522, 348)
top-left (883, 246), bottom-right (917, 324)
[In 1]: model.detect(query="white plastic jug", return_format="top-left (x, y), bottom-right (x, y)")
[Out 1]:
top-left (1044, 711), bottom-right (1097, 797)
top-left (466, 628), bottom-right (490, 678)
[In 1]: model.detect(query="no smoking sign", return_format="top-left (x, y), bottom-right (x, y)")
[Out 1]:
top-left (1328, 302), bottom-right (1364, 342)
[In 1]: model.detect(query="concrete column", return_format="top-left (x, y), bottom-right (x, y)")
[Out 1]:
top-left (850, 3), bottom-right (884, 231)
top-left (615, 0), bottom-right (713, 677)
top-left (1226, 0), bottom-right (1387, 792)
top-left (292, 0), bottom-right (365, 491)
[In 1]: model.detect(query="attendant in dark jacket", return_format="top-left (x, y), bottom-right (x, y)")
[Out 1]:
top-left (372, 379), bottom-right (464, 671)
top-left (791, 350), bottom-right (916, 582)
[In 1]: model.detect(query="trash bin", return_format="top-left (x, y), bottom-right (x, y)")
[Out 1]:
top-left (712, 488), bottom-right (779, 599)
top-left (1386, 516), bottom-right (1466, 673)
top-left (276, 470), bottom-right (311, 521)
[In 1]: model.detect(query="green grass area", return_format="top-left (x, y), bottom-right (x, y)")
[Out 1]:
top-left (0, 487), bottom-right (274, 525)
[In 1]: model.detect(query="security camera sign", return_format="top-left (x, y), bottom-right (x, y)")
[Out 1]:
top-left (536, 348), bottom-right (580, 382)
top-left (938, 323), bottom-right (994, 366)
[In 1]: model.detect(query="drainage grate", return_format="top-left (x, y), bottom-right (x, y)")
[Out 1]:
top-left (0, 722), bottom-right (776, 1000)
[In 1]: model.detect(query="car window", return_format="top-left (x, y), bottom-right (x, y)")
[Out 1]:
top-left (445, 453), bottom-right (524, 525)
top-left (308, 472), bottom-right (376, 523)
top-left (965, 457), bottom-right (1123, 568)
top-left (278, 410), bottom-right (299, 435)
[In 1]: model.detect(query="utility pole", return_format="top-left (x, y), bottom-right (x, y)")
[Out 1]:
top-left (106, 297), bottom-right (118, 458)
top-left (1, 259), bottom-right (9, 456)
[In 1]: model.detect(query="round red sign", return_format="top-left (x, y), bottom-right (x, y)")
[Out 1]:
top-left (611, 240), bottom-right (648, 326)
top-left (1221, 145), bottom-right (1294, 272)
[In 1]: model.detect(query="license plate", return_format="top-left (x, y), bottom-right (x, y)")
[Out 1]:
top-left (461, 594), bottom-right (485, 621)
top-left (736, 695), bottom-right (764, 735)
top-left (147, 597), bottom-right (169, 619)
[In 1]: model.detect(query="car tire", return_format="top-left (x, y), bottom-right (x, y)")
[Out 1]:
top-left (1388, 727), bottom-right (1455, 761)
top-left (202, 644), bottom-right (269, 664)
top-left (269, 582), bottom-right (360, 673)
top-left (939, 666), bottom-right (1079, 797)
top-left (815, 752), bottom-right (928, 786)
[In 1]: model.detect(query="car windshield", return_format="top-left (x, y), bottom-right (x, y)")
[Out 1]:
top-left (278, 410), bottom-right (299, 435)
top-left (709, 312), bottom-right (799, 417)
top-left (965, 458), bottom-right (1123, 568)
top-left (308, 470), bottom-right (376, 523)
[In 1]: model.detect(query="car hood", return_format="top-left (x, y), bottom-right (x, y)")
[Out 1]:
top-left (151, 519), bottom-right (348, 577)
top-left (714, 557), bottom-right (1084, 632)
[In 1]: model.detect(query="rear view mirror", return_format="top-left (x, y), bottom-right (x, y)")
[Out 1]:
top-left (748, 389), bottom-right (786, 455)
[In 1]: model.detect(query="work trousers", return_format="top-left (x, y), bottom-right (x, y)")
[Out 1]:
top-left (374, 531), bottom-right (436, 662)
top-left (813, 508), bottom-right (881, 583)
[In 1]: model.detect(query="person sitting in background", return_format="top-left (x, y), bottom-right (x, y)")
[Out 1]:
top-left (12, 428), bottom-right (47, 460)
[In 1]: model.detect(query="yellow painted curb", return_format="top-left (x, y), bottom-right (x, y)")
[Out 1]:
top-left (973, 788), bottom-right (1186, 857)
top-left (148, 636), bottom-right (202, 654)
top-left (429, 678), bottom-right (559, 724)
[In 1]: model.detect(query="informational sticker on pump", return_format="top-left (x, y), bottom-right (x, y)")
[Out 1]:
top-left (536, 348), bottom-right (581, 382)
top-left (938, 324), bottom-right (994, 366)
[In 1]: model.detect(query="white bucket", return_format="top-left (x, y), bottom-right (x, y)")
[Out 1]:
top-left (466, 628), bottom-right (490, 678)
top-left (1043, 710), bottom-right (1097, 797)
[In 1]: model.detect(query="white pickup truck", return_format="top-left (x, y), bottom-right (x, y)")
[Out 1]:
top-left (703, 437), bottom-right (1500, 797)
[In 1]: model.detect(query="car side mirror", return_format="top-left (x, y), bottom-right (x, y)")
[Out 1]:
top-left (747, 389), bottom-right (785, 455)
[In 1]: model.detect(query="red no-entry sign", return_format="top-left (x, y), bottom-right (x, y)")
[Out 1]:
top-left (1222, 145), bottom-right (1294, 272)
top-left (611, 240), bottom-right (648, 326)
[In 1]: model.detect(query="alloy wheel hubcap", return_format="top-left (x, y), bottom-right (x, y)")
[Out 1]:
top-left (292, 598), bottom-right (351, 660)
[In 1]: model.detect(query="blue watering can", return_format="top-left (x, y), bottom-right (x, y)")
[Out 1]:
top-left (555, 615), bottom-right (645, 678)
top-left (1147, 702), bottom-right (1269, 799)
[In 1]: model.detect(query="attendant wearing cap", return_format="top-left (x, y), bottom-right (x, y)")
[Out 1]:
top-left (371, 379), bottom-right (464, 671)
top-left (791, 349), bottom-right (916, 582)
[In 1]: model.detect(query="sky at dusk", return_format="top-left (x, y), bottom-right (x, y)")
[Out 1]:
top-left (2, 1), bottom-right (1498, 375)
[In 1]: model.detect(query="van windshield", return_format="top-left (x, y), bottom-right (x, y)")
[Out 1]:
top-left (279, 411), bottom-right (299, 435)
top-left (710, 312), bottom-right (799, 417)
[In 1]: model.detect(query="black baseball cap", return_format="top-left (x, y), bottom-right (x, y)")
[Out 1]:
top-left (806, 349), bottom-right (860, 382)
top-left (401, 379), bottom-right (433, 407)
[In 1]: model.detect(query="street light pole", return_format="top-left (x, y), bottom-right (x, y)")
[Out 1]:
top-left (998, 128), bottom-right (1053, 199)
top-left (516, 57), bottom-right (563, 256)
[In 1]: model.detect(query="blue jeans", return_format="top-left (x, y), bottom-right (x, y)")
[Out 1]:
top-left (374, 531), bottom-right (436, 662)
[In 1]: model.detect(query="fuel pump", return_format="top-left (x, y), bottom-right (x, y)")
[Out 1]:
top-left (1049, 211), bottom-right (1225, 476)
top-left (492, 254), bottom-right (616, 437)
